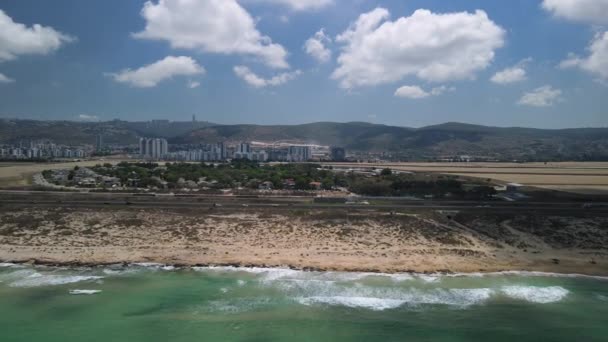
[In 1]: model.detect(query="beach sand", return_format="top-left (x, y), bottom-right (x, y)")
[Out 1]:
top-left (0, 207), bottom-right (606, 275)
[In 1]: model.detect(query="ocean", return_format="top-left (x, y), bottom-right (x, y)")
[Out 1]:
top-left (0, 263), bottom-right (607, 341)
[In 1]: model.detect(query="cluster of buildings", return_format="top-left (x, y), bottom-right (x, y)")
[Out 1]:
top-left (46, 167), bottom-right (121, 188)
top-left (163, 142), bottom-right (227, 162)
top-left (0, 141), bottom-right (90, 160)
top-left (233, 143), bottom-right (261, 161)
top-left (138, 137), bottom-right (333, 162)
top-left (139, 138), bottom-right (169, 160)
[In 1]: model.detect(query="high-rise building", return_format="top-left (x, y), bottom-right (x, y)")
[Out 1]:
top-left (287, 146), bottom-right (311, 162)
top-left (96, 134), bottom-right (103, 152)
top-left (139, 137), bottom-right (169, 160)
top-left (330, 147), bottom-right (346, 161)
top-left (237, 143), bottom-right (251, 154)
top-left (211, 142), bottom-right (226, 160)
top-left (234, 142), bottom-right (252, 159)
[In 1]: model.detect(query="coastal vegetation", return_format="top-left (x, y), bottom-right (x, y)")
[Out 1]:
top-left (84, 161), bottom-right (496, 198)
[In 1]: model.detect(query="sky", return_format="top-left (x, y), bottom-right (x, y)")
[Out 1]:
top-left (0, 0), bottom-right (607, 129)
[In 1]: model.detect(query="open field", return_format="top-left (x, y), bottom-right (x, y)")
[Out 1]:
top-left (3, 160), bottom-right (608, 195)
top-left (328, 162), bottom-right (608, 169)
top-left (323, 162), bottom-right (608, 194)
top-left (0, 159), bottom-right (130, 187)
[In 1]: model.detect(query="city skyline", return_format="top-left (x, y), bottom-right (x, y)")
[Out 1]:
top-left (0, 0), bottom-right (606, 129)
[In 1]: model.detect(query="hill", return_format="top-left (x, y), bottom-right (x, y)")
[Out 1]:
top-left (176, 122), bottom-right (608, 161)
top-left (2, 119), bottom-right (608, 161)
top-left (0, 119), bottom-right (214, 146)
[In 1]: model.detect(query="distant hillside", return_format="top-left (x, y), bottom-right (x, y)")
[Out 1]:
top-left (0, 119), bottom-right (214, 145)
top-left (176, 122), bottom-right (608, 161)
top-left (172, 122), bottom-right (414, 148)
top-left (2, 119), bottom-right (608, 161)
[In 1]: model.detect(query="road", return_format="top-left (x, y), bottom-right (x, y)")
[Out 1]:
top-left (0, 190), bottom-right (607, 215)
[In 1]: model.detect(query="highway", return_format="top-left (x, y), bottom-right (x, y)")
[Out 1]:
top-left (0, 190), bottom-right (607, 214)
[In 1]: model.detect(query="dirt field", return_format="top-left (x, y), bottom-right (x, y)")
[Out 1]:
top-left (3, 160), bottom-right (608, 194)
top-left (0, 159), bottom-right (129, 187)
top-left (323, 162), bottom-right (608, 194)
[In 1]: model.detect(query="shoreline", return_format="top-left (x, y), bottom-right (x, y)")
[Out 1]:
top-left (2, 254), bottom-right (607, 278)
top-left (3, 260), bottom-right (608, 280)
top-left (1, 206), bottom-right (607, 277)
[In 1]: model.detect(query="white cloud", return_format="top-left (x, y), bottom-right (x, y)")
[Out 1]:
top-left (304, 29), bottom-right (332, 63)
top-left (109, 56), bottom-right (205, 88)
top-left (0, 9), bottom-right (75, 62)
top-left (560, 32), bottom-right (608, 80)
top-left (188, 81), bottom-right (201, 89)
top-left (430, 85), bottom-right (455, 96)
top-left (542, 0), bottom-right (608, 25)
top-left (491, 60), bottom-right (531, 84)
top-left (394, 85), bottom-right (453, 99)
top-left (394, 85), bottom-right (431, 99)
top-left (78, 114), bottom-right (99, 121)
top-left (133, 0), bottom-right (288, 69)
top-left (518, 85), bottom-right (563, 107)
top-left (234, 65), bottom-right (301, 87)
top-left (332, 8), bottom-right (505, 89)
top-left (242, 0), bottom-right (333, 11)
top-left (0, 73), bottom-right (15, 83)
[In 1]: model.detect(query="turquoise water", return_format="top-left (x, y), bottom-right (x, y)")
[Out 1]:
top-left (0, 264), bottom-right (607, 341)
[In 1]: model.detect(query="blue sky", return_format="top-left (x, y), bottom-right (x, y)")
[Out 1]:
top-left (0, 0), bottom-right (606, 128)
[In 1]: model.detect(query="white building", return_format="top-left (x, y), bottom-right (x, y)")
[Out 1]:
top-left (140, 138), bottom-right (169, 160)
top-left (287, 146), bottom-right (311, 162)
top-left (234, 142), bottom-right (252, 159)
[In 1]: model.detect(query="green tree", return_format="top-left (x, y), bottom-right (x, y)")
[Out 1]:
top-left (380, 168), bottom-right (392, 176)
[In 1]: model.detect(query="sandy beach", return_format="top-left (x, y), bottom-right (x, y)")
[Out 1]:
top-left (0, 206), bottom-right (606, 275)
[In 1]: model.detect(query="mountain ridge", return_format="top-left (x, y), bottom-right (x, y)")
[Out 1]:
top-left (1, 119), bottom-right (608, 161)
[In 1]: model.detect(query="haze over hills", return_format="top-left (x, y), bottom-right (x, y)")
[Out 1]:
top-left (2, 119), bottom-right (608, 161)
top-left (0, 119), bottom-right (214, 145)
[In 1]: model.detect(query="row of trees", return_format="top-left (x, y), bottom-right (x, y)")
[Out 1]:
top-left (90, 161), bottom-right (496, 198)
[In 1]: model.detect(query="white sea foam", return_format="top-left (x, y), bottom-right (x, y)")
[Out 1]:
top-left (416, 275), bottom-right (440, 283)
top-left (501, 286), bottom-right (569, 304)
top-left (199, 266), bottom-right (304, 283)
top-left (194, 266), bottom-right (443, 284)
top-left (295, 288), bottom-right (494, 310)
top-left (69, 289), bottom-right (101, 295)
top-left (203, 298), bottom-right (274, 314)
top-left (0, 263), bottom-right (24, 268)
top-left (297, 296), bottom-right (406, 311)
top-left (9, 273), bottom-right (104, 288)
top-left (595, 294), bottom-right (608, 302)
top-left (131, 263), bottom-right (165, 268)
top-left (444, 271), bottom-right (608, 281)
top-left (102, 268), bottom-right (140, 276)
top-left (0, 269), bottom-right (38, 282)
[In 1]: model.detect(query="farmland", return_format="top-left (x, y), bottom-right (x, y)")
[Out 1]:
top-left (322, 162), bottom-right (608, 194)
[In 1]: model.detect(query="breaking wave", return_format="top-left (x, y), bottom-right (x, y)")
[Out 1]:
top-left (69, 289), bottom-right (102, 295)
top-left (500, 286), bottom-right (569, 304)
top-left (9, 273), bottom-right (104, 288)
top-left (193, 267), bottom-right (574, 311)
